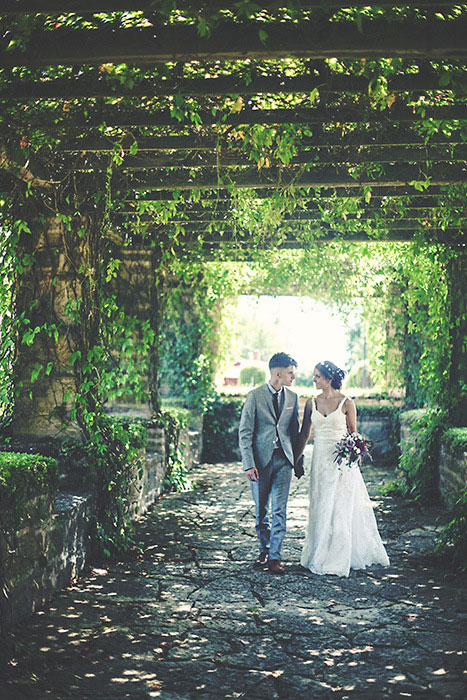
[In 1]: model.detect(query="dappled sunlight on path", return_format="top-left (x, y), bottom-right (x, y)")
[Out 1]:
top-left (3, 458), bottom-right (466, 699)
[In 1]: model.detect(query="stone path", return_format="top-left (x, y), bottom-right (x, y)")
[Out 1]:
top-left (3, 455), bottom-right (466, 699)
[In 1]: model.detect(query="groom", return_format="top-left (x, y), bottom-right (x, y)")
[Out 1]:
top-left (239, 352), bottom-right (304, 575)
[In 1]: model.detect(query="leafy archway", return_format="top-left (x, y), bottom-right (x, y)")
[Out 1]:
top-left (0, 1), bottom-right (465, 554)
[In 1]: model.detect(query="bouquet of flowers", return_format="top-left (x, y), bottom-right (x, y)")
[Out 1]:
top-left (334, 432), bottom-right (372, 470)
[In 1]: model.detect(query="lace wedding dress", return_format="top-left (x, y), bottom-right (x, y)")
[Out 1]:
top-left (300, 397), bottom-right (390, 577)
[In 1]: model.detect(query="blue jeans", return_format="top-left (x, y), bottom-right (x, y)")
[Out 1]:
top-left (250, 450), bottom-right (292, 561)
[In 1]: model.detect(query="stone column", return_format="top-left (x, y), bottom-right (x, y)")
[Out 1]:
top-left (12, 216), bottom-right (94, 439)
top-left (107, 247), bottom-right (156, 417)
top-left (447, 249), bottom-right (467, 426)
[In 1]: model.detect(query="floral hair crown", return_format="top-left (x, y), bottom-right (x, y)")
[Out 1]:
top-left (319, 361), bottom-right (345, 380)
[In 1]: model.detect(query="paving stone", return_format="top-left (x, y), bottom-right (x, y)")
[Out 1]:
top-left (3, 460), bottom-right (467, 700)
top-left (353, 625), bottom-right (410, 647)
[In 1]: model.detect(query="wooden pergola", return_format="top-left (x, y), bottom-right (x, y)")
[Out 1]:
top-left (0, 2), bottom-right (466, 436)
top-left (1, 1), bottom-right (466, 250)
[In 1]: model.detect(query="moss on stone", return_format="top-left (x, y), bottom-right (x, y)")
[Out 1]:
top-left (442, 427), bottom-right (467, 454)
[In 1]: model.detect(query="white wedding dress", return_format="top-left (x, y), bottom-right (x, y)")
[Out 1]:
top-left (300, 397), bottom-right (390, 577)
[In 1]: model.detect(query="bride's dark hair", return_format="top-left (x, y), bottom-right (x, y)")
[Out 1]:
top-left (316, 361), bottom-right (346, 390)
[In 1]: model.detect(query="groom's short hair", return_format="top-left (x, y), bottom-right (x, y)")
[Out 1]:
top-left (269, 352), bottom-right (297, 370)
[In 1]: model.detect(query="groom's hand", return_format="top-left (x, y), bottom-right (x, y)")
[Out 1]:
top-left (294, 456), bottom-right (305, 479)
top-left (245, 467), bottom-right (259, 482)
top-left (294, 464), bottom-right (304, 479)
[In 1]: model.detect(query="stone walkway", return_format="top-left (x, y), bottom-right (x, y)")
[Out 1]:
top-left (3, 456), bottom-right (466, 699)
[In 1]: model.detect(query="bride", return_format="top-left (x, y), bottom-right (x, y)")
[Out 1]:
top-left (295, 361), bottom-right (389, 577)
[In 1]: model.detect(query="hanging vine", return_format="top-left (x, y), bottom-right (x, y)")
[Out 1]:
top-left (0, 2), bottom-right (466, 565)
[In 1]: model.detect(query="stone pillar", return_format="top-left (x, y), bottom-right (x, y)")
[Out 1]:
top-left (447, 250), bottom-right (467, 426)
top-left (107, 248), bottom-right (154, 417)
top-left (12, 216), bottom-right (94, 439)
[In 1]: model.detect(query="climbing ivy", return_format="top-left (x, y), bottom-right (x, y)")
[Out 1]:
top-left (0, 3), bottom-right (466, 559)
top-left (434, 486), bottom-right (467, 571)
top-left (396, 407), bottom-right (447, 502)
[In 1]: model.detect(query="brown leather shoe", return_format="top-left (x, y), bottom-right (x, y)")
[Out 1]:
top-left (253, 552), bottom-right (269, 568)
top-left (268, 559), bottom-right (285, 575)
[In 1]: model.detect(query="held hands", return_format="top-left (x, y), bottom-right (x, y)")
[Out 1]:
top-left (246, 461), bottom-right (304, 481)
top-left (294, 455), bottom-right (305, 479)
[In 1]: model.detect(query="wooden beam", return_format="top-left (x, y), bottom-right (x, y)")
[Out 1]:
top-left (122, 164), bottom-right (467, 191)
top-left (2, 1), bottom-right (457, 14)
top-left (114, 210), bottom-right (459, 224)
top-left (68, 104), bottom-right (467, 129)
top-left (133, 226), bottom-right (465, 244)
top-left (123, 197), bottom-right (450, 211)
top-left (121, 218), bottom-right (466, 231)
top-left (61, 130), bottom-right (466, 153)
top-left (5, 70), bottom-right (465, 100)
top-left (2, 18), bottom-right (467, 67)
top-left (121, 185), bottom-right (453, 201)
top-left (79, 145), bottom-right (467, 171)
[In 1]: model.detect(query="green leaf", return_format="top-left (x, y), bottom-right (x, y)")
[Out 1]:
top-left (30, 364), bottom-right (42, 382)
top-left (69, 350), bottom-right (82, 365)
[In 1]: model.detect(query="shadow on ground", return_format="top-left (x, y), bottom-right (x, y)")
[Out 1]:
top-left (2, 457), bottom-right (466, 699)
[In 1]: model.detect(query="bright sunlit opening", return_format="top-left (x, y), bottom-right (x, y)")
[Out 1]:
top-left (226, 295), bottom-right (355, 377)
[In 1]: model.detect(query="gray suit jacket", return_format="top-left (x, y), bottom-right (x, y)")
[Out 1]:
top-left (238, 383), bottom-right (300, 471)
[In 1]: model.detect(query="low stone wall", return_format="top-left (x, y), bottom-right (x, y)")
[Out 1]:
top-left (399, 409), bottom-right (428, 458)
top-left (399, 413), bottom-right (467, 505)
top-left (356, 405), bottom-right (400, 464)
top-left (181, 413), bottom-right (204, 469)
top-left (1, 413), bottom-right (203, 632)
top-left (131, 427), bottom-right (165, 517)
top-left (1, 492), bottom-right (92, 631)
top-left (439, 430), bottom-right (467, 506)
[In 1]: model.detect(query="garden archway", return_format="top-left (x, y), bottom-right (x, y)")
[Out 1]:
top-left (0, 2), bottom-right (465, 445)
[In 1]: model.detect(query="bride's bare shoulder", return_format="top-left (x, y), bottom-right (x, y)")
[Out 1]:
top-left (342, 396), bottom-right (355, 411)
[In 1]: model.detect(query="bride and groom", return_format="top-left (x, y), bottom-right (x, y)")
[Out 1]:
top-left (238, 352), bottom-right (389, 576)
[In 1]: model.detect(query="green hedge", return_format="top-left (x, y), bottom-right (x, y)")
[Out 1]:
top-left (0, 451), bottom-right (59, 500)
top-left (400, 408), bottom-right (428, 424)
top-left (355, 403), bottom-right (400, 419)
top-left (0, 452), bottom-right (59, 529)
top-left (202, 396), bottom-right (244, 463)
